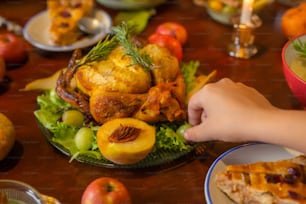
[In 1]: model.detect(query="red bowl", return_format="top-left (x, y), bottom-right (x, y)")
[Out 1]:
top-left (281, 35), bottom-right (306, 108)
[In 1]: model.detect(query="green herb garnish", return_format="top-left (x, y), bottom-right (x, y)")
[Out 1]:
top-left (77, 35), bottom-right (118, 67)
top-left (77, 23), bottom-right (153, 70)
top-left (112, 23), bottom-right (153, 70)
top-left (292, 39), bottom-right (306, 58)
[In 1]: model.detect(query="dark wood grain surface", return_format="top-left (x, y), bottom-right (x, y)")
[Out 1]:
top-left (0, 0), bottom-right (300, 203)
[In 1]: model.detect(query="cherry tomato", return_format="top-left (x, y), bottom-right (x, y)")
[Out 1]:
top-left (0, 32), bottom-right (27, 65)
top-left (155, 22), bottom-right (188, 45)
top-left (148, 33), bottom-right (183, 61)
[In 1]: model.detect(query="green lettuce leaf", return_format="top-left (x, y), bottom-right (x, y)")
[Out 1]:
top-left (181, 60), bottom-right (200, 93)
top-left (154, 122), bottom-right (192, 152)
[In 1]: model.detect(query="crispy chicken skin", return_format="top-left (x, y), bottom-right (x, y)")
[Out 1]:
top-left (142, 44), bottom-right (180, 84)
top-left (75, 46), bottom-right (152, 95)
top-left (57, 43), bottom-right (186, 124)
top-left (134, 75), bottom-right (186, 123)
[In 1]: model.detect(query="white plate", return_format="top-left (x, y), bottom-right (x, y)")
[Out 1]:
top-left (204, 143), bottom-right (300, 204)
top-left (284, 147), bottom-right (304, 156)
top-left (23, 9), bottom-right (112, 52)
top-left (96, 0), bottom-right (166, 10)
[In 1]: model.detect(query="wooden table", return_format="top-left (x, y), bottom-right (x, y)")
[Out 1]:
top-left (0, 1), bottom-right (299, 203)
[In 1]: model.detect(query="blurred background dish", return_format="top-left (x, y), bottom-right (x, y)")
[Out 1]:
top-left (206, 5), bottom-right (239, 25)
top-left (0, 179), bottom-right (61, 204)
top-left (0, 180), bottom-right (43, 204)
top-left (205, 0), bottom-right (273, 25)
top-left (96, 0), bottom-right (167, 10)
top-left (23, 9), bottom-right (112, 52)
top-left (277, 0), bottom-right (304, 7)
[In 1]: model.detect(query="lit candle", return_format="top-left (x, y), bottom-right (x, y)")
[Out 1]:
top-left (240, 0), bottom-right (254, 25)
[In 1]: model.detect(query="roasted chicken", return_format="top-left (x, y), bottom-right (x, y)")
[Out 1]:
top-left (56, 30), bottom-right (187, 124)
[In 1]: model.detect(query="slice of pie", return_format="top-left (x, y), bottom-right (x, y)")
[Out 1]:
top-left (47, 0), bottom-right (94, 46)
top-left (215, 155), bottom-right (306, 204)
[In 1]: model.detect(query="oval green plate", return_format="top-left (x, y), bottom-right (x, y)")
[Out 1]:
top-left (37, 119), bottom-right (207, 169)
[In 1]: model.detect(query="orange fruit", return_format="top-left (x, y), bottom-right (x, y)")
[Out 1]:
top-left (0, 113), bottom-right (15, 160)
top-left (281, 2), bottom-right (306, 38)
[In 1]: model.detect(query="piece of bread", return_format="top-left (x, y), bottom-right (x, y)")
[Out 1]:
top-left (215, 155), bottom-right (306, 204)
top-left (47, 0), bottom-right (94, 46)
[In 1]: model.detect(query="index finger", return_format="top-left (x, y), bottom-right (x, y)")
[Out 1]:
top-left (187, 91), bottom-right (206, 126)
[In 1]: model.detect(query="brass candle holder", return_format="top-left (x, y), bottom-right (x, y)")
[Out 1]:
top-left (227, 15), bottom-right (262, 59)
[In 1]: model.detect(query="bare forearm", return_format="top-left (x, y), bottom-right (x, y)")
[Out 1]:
top-left (185, 78), bottom-right (306, 154)
top-left (249, 109), bottom-right (306, 154)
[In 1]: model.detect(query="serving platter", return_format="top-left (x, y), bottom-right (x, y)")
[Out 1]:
top-left (37, 119), bottom-right (206, 169)
top-left (204, 143), bottom-right (302, 204)
top-left (23, 9), bottom-right (112, 52)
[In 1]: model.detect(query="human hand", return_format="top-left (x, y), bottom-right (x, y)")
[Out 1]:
top-left (184, 78), bottom-right (276, 143)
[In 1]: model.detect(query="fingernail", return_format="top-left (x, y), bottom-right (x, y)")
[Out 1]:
top-left (184, 131), bottom-right (190, 140)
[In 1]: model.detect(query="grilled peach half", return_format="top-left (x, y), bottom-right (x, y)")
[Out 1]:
top-left (97, 118), bottom-right (155, 165)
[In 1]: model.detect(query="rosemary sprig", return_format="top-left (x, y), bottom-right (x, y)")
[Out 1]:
top-left (76, 23), bottom-right (153, 70)
top-left (77, 35), bottom-right (118, 67)
top-left (112, 23), bottom-right (153, 70)
top-left (292, 38), bottom-right (306, 58)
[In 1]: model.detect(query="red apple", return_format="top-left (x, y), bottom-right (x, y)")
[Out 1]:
top-left (148, 33), bottom-right (183, 61)
top-left (155, 22), bottom-right (188, 45)
top-left (81, 177), bottom-right (132, 204)
top-left (0, 32), bottom-right (27, 65)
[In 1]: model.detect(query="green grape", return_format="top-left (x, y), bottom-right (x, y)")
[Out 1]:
top-left (222, 6), bottom-right (238, 15)
top-left (74, 127), bottom-right (94, 151)
top-left (62, 110), bottom-right (84, 127)
top-left (176, 123), bottom-right (192, 141)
